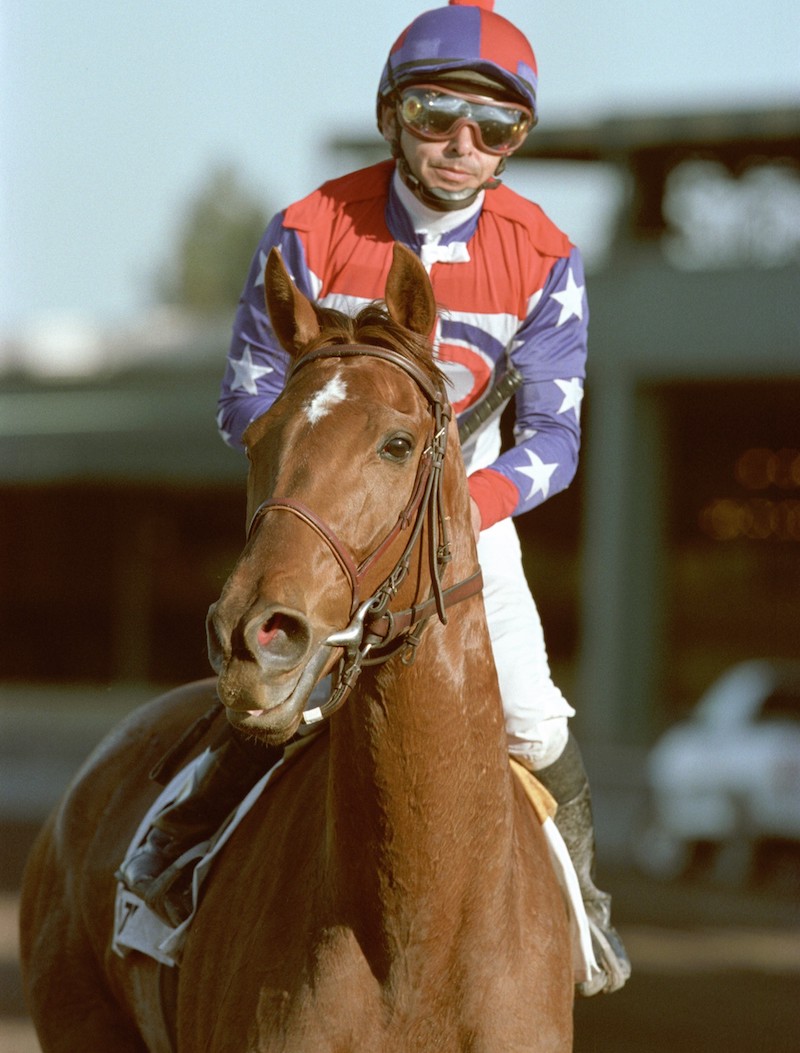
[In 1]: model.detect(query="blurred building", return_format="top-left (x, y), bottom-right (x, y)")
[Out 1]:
top-left (0, 312), bottom-right (247, 685)
top-left (2, 105), bottom-right (798, 746)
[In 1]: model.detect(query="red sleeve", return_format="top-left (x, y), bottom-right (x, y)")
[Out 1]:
top-left (468, 468), bottom-right (519, 531)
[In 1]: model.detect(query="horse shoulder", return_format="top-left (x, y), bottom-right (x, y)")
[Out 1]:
top-left (176, 738), bottom-right (333, 1048)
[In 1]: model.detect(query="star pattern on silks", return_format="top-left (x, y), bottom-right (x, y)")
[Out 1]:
top-left (254, 250), bottom-right (268, 287)
top-left (230, 344), bottom-right (274, 394)
top-left (515, 449), bottom-right (559, 501)
top-left (550, 267), bottom-right (585, 327)
top-left (216, 408), bottom-right (230, 444)
top-left (554, 377), bottom-right (584, 420)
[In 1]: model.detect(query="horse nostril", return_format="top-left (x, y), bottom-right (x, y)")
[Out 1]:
top-left (258, 613), bottom-right (288, 649)
top-left (247, 608), bottom-right (311, 668)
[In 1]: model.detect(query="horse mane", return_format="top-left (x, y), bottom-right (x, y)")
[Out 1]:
top-left (303, 301), bottom-right (446, 393)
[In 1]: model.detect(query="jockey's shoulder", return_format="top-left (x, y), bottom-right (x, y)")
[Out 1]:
top-left (483, 183), bottom-right (574, 258)
top-left (285, 162), bottom-right (394, 228)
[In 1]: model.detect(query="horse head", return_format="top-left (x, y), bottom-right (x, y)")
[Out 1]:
top-left (206, 244), bottom-right (471, 744)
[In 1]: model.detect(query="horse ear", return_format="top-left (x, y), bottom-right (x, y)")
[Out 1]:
top-left (263, 248), bottom-right (321, 356)
top-left (384, 243), bottom-right (437, 340)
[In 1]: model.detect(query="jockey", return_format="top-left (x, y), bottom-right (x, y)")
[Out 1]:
top-left (120, 0), bottom-right (630, 997)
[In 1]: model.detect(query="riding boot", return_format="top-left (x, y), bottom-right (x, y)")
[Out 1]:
top-left (117, 726), bottom-right (281, 927)
top-left (532, 733), bottom-right (632, 996)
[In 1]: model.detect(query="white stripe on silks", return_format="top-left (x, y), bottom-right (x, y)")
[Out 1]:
top-left (526, 288), bottom-right (544, 315)
top-left (318, 292), bottom-right (372, 316)
top-left (307, 266), bottom-right (324, 301)
top-left (440, 306), bottom-right (521, 347)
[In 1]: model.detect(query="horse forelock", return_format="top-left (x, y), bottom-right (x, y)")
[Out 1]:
top-left (304, 301), bottom-right (445, 394)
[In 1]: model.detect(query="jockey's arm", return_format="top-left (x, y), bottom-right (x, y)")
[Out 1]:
top-left (466, 248), bottom-right (588, 530)
top-left (217, 218), bottom-right (314, 449)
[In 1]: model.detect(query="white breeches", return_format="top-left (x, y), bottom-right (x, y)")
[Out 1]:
top-left (477, 517), bottom-right (574, 770)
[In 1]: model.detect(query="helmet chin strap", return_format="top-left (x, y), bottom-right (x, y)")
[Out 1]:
top-left (394, 145), bottom-right (505, 213)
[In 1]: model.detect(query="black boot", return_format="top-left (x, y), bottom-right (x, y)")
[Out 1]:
top-left (118, 726), bottom-right (281, 926)
top-left (533, 734), bottom-right (631, 996)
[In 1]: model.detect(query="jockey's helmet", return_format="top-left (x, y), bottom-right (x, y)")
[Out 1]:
top-left (377, 0), bottom-right (538, 122)
top-left (376, 1), bottom-right (538, 210)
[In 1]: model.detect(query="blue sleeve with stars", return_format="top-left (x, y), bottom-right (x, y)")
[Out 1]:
top-left (216, 214), bottom-right (315, 449)
top-left (488, 247), bottom-right (588, 517)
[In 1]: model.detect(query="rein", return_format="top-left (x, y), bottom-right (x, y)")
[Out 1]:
top-left (246, 343), bottom-right (483, 723)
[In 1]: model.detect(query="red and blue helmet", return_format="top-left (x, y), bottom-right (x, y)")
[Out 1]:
top-left (378, 0), bottom-right (538, 121)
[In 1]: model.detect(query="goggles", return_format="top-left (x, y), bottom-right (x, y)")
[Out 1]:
top-left (397, 84), bottom-right (533, 156)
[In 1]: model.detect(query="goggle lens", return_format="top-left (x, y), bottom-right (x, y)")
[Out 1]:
top-left (398, 86), bottom-right (532, 155)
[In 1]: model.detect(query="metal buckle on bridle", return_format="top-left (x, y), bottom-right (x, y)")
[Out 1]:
top-left (303, 599), bottom-right (378, 724)
top-left (400, 620), bottom-right (428, 666)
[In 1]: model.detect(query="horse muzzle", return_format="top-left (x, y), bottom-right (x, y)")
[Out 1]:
top-left (206, 600), bottom-right (318, 707)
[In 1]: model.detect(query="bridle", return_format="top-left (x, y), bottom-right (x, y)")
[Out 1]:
top-left (245, 344), bottom-right (484, 723)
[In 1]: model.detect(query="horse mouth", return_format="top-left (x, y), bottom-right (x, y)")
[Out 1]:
top-left (225, 700), bottom-right (300, 744)
top-left (217, 644), bottom-right (335, 742)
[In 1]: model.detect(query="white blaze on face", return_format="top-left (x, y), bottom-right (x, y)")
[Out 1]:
top-left (304, 372), bottom-right (347, 424)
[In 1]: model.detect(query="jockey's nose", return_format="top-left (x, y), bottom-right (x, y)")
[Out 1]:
top-left (447, 123), bottom-right (479, 154)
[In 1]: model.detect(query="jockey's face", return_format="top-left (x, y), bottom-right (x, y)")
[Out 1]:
top-left (400, 124), bottom-right (502, 197)
top-left (381, 105), bottom-right (506, 200)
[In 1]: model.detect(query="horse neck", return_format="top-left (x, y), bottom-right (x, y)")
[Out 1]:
top-left (325, 456), bottom-right (517, 960)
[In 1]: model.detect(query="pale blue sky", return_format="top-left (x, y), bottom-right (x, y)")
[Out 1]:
top-left (2, 0), bottom-right (798, 332)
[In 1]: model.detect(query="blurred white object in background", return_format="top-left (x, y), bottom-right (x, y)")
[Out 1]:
top-left (634, 660), bottom-right (800, 883)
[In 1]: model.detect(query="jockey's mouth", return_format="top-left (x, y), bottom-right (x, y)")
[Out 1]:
top-left (430, 162), bottom-right (481, 181)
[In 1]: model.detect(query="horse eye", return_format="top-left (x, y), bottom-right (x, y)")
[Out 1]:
top-left (380, 435), bottom-right (413, 462)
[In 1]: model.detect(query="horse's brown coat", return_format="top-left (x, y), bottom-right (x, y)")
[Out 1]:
top-left (20, 245), bottom-right (573, 1051)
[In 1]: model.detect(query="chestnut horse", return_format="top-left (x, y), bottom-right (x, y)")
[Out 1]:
top-left (20, 245), bottom-right (573, 1052)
